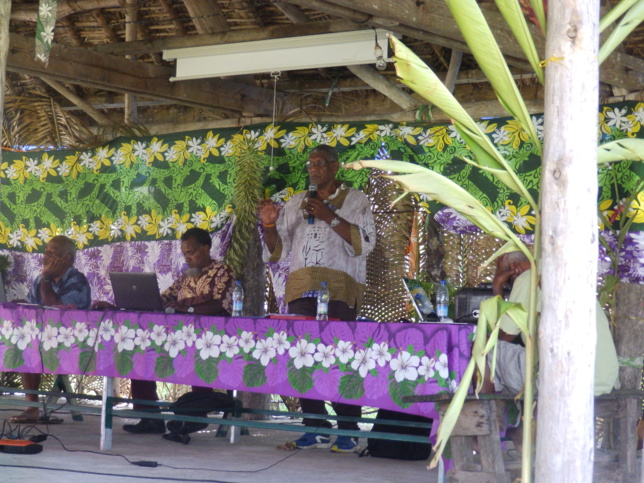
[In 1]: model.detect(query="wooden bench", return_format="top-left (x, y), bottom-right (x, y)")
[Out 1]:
top-left (403, 390), bottom-right (644, 483)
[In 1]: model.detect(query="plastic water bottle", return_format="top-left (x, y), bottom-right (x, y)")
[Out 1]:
top-left (232, 281), bottom-right (244, 316)
top-left (436, 280), bottom-right (449, 321)
top-left (316, 282), bottom-right (329, 321)
top-left (413, 291), bottom-right (436, 318)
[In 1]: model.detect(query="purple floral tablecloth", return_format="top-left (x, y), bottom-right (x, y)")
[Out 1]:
top-left (0, 303), bottom-right (475, 417)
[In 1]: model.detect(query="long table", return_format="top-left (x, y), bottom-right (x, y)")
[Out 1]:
top-left (0, 303), bottom-right (474, 446)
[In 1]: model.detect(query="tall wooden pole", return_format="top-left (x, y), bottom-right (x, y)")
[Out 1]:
top-left (0, 2), bottom-right (10, 152)
top-left (536, 1), bottom-right (599, 482)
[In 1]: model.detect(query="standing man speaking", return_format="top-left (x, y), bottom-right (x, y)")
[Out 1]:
top-left (259, 144), bottom-right (376, 453)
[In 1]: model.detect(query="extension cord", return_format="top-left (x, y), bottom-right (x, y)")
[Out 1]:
top-left (0, 439), bottom-right (44, 454)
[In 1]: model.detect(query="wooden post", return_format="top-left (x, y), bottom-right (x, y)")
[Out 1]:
top-left (0, 1), bottom-right (10, 155)
top-left (536, 1), bottom-right (600, 482)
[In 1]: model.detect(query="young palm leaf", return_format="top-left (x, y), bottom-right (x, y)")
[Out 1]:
top-left (390, 36), bottom-right (537, 210)
top-left (600, 0), bottom-right (641, 33)
top-left (599, 0), bottom-right (644, 64)
top-left (445, 0), bottom-right (542, 154)
top-left (495, 0), bottom-right (545, 84)
top-left (597, 138), bottom-right (644, 164)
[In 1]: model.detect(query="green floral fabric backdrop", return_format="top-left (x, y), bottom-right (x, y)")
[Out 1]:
top-left (0, 101), bottom-right (641, 252)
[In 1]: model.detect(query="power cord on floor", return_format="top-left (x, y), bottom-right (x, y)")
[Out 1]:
top-left (3, 419), bottom-right (305, 476)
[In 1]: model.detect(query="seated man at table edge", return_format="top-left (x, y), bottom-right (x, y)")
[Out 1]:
top-left (94, 227), bottom-right (236, 435)
top-left (484, 251), bottom-right (619, 396)
top-left (259, 144), bottom-right (376, 453)
top-left (10, 235), bottom-right (91, 424)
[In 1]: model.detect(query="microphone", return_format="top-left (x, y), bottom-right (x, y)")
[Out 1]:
top-left (308, 184), bottom-right (317, 224)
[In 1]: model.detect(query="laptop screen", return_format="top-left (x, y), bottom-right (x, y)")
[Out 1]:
top-left (109, 272), bottom-right (164, 312)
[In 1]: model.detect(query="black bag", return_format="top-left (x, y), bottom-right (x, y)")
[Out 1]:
top-left (360, 409), bottom-right (432, 460)
top-left (164, 391), bottom-right (235, 444)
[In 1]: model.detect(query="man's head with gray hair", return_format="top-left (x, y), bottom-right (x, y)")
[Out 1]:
top-left (48, 235), bottom-right (77, 264)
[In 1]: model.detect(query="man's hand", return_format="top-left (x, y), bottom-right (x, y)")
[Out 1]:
top-left (258, 199), bottom-right (280, 226)
top-left (305, 197), bottom-right (334, 224)
top-left (91, 300), bottom-right (116, 310)
top-left (42, 256), bottom-right (68, 280)
top-left (492, 254), bottom-right (514, 296)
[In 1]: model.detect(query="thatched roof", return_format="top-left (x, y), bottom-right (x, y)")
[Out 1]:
top-left (4, 0), bottom-right (644, 148)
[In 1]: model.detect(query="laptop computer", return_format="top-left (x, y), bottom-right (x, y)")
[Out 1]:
top-left (109, 272), bottom-right (164, 312)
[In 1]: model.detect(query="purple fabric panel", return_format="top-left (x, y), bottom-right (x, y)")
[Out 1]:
top-left (0, 304), bottom-right (474, 417)
top-left (0, 220), bottom-right (235, 305)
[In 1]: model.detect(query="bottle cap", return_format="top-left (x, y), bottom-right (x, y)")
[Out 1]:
top-left (440, 280), bottom-right (446, 286)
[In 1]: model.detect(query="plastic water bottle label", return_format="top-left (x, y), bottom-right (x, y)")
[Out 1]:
top-left (437, 304), bottom-right (448, 318)
top-left (233, 300), bottom-right (243, 313)
top-left (317, 302), bottom-right (328, 316)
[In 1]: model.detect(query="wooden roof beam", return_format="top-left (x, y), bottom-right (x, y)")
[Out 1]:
top-left (182, 0), bottom-right (230, 34)
top-left (286, 0), bottom-right (644, 91)
top-left (7, 33), bottom-right (281, 116)
top-left (92, 18), bottom-right (370, 55)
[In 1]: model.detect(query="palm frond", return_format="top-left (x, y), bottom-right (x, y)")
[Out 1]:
top-left (599, 0), bottom-right (644, 64)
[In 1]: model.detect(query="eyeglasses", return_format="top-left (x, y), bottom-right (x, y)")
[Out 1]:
top-left (306, 160), bottom-right (328, 169)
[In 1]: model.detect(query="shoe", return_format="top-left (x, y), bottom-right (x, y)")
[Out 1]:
top-left (331, 436), bottom-right (360, 453)
top-left (9, 411), bottom-right (39, 424)
top-left (123, 418), bottom-right (166, 434)
top-left (291, 432), bottom-right (331, 449)
top-left (162, 432), bottom-right (191, 444)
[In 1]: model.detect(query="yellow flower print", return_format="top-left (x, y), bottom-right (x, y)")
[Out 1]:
top-left (0, 161), bottom-right (7, 178)
top-left (68, 221), bottom-right (94, 248)
top-left (19, 225), bottom-right (42, 253)
top-left (63, 153), bottom-right (83, 179)
top-left (0, 222), bottom-right (10, 245)
top-left (327, 124), bottom-right (357, 147)
top-left (39, 153), bottom-right (59, 180)
top-left (598, 108), bottom-right (612, 135)
top-left (37, 224), bottom-right (61, 244)
top-left (361, 124), bottom-right (381, 141)
top-left (503, 120), bottom-right (529, 150)
top-left (170, 210), bottom-right (193, 238)
top-left (627, 191), bottom-right (644, 224)
top-left (598, 199), bottom-right (615, 229)
top-left (147, 138), bottom-right (168, 164)
top-left (511, 204), bottom-right (536, 234)
top-left (260, 124), bottom-right (286, 150)
top-left (10, 159), bottom-right (30, 183)
top-left (97, 214), bottom-right (114, 241)
top-left (93, 146), bottom-right (114, 171)
top-left (119, 212), bottom-right (141, 241)
top-left (116, 141), bottom-right (139, 168)
top-left (169, 138), bottom-right (192, 166)
top-left (427, 126), bottom-right (452, 152)
top-left (290, 126), bottom-right (314, 152)
top-left (140, 210), bottom-right (164, 238)
top-left (395, 125), bottom-right (423, 144)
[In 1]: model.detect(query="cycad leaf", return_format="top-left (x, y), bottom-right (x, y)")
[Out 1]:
top-left (495, 0), bottom-right (544, 84)
top-left (445, 0), bottom-right (542, 154)
top-left (346, 159), bottom-right (523, 244)
top-left (599, 0), bottom-right (644, 64)
top-left (597, 138), bottom-right (644, 164)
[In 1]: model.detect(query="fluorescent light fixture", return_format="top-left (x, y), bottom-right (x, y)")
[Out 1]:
top-left (163, 29), bottom-right (397, 81)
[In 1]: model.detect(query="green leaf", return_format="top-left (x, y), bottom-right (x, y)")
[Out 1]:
top-left (346, 159), bottom-right (526, 244)
top-left (600, 0), bottom-right (644, 63)
top-left (287, 359), bottom-right (314, 394)
top-left (445, 0), bottom-right (542, 154)
top-left (389, 36), bottom-right (537, 207)
top-left (114, 350), bottom-right (134, 375)
top-left (495, 0), bottom-right (544, 84)
top-left (194, 353), bottom-right (219, 384)
top-left (79, 348), bottom-right (96, 373)
top-left (600, 0), bottom-right (640, 32)
top-left (597, 138), bottom-right (644, 164)
top-left (42, 350), bottom-right (60, 372)
top-left (388, 372), bottom-right (417, 409)
top-left (3, 346), bottom-right (25, 369)
top-left (338, 374), bottom-right (365, 400)
top-left (155, 354), bottom-right (175, 379)
top-left (243, 362), bottom-right (268, 387)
